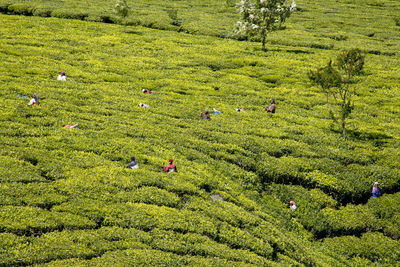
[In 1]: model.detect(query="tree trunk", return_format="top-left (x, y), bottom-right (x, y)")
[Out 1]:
top-left (262, 33), bottom-right (266, 52)
top-left (341, 96), bottom-right (346, 138)
top-left (341, 117), bottom-right (346, 138)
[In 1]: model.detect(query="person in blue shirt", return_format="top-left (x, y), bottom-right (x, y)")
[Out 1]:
top-left (213, 108), bottom-right (221, 115)
top-left (372, 182), bottom-right (380, 198)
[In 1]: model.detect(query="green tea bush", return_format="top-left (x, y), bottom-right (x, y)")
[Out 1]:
top-left (114, 186), bottom-right (181, 207)
top-left (149, 229), bottom-right (268, 265)
top-left (0, 156), bottom-right (45, 183)
top-left (257, 154), bottom-right (311, 185)
top-left (183, 196), bottom-right (260, 228)
top-left (6, 3), bottom-right (35, 16)
top-left (3, 234), bottom-right (94, 265)
top-left (50, 10), bottom-right (88, 20)
top-left (217, 222), bottom-right (273, 257)
top-left (0, 206), bottom-right (95, 236)
top-left (88, 248), bottom-right (255, 266)
top-left (322, 232), bottom-right (400, 264)
top-left (366, 193), bottom-right (400, 239)
top-left (0, 182), bottom-right (67, 208)
top-left (0, 0), bottom-right (400, 262)
top-left (322, 204), bottom-right (379, 237)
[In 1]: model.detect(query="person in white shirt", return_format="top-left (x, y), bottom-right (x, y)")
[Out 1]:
top-left (289, 200), bottom-right (297, 211)
top-left (28, 94), bottom-right (39, 106)
top-left (57, 71), bottom-right (66, 81)
top-left (64, 124), bottom-right (80, 129)
top-left (139, 103), bottom-right (149, 108)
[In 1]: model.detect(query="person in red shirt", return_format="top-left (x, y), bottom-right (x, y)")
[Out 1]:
top-left (142, 89), bottom-right (153, 94)
top-left (163, 159), bottom-right (177, 172)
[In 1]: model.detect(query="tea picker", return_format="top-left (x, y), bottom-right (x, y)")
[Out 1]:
top-left (289, 200), bottom-right (297, 211)
top-left (213, 108), bottom-right (221, 115)
top-left (57, 71), bottom-right (67, 81)
top-left (142, 89), bottom-right (154, 95)
top-left (139, 103), bottom-right (150, 108)
top-left (127, 156), bottom-right (139, 169)
top-left (65, 124), bottom-right (80, 129)
top-left (266, 99), bottom-right (275, 113)
top-left (163, 159), bottom-right (177, 172)
top-left (201, 110), bottom-right (211, 120)
top-left (28, 94), bottom-right (39, 106)
top-left (372, 182), bottom-right (381, 198)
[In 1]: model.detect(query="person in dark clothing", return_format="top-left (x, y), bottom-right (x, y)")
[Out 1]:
top-left (127, 156), bottom-right (139, 169)
top-left (163, 159), bottom-right (177, 172)
top-left (266, 99), bottom-right (275, 113)
top-left (201, 110), bottom-right (211, 120)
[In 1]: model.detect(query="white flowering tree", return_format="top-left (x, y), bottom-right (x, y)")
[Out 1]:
top-left (235, 0), bottom-right (296, 51)
top-left (114, 0), bottom-right (130, 20)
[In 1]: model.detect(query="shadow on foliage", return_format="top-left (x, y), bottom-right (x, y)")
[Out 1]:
top-left (285, 49), bottom-right (314, 54)
top-left (124, 30), bottom-right (143, 35)
top-left (347, 129), bottom-right (391, 147)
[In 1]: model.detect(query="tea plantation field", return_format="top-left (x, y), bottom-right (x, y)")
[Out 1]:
top-left (1, 0), bottom-right (400, 265)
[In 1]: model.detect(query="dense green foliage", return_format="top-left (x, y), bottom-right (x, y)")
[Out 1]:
top-left (0, 0), bottom-right (400, 265)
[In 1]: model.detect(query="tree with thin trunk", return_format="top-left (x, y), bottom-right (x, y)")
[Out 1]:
top-left (235, 0), bottom-right (296, 51)
top-left (309, 49), bottom-right (365, 138)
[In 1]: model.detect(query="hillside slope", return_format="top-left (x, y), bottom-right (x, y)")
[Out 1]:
top-left (1, 0), bottom-right (400, 265)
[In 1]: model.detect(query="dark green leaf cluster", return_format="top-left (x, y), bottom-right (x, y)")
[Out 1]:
top-left (308, 60), bottom-right (342, 91)
top-left (337, 48), bottom-right (365, 80)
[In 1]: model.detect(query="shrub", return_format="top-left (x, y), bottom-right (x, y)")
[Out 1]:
top-left (0, 156), bottom-right (45, 183)
top-left (7, 3), bottom-right (35, 15)
top-left (114, 186), bottom-right (181, 207)
top-left (322, 232), bottom-right (400, 264)
top-left (322, 205), bottom-right (379, 236)
top-left (0, 206), bottom-right (95, 236)
top-left (149, 229), bottom-right (268, 265)
top-left (217, 222), bottom-right (273, 257)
